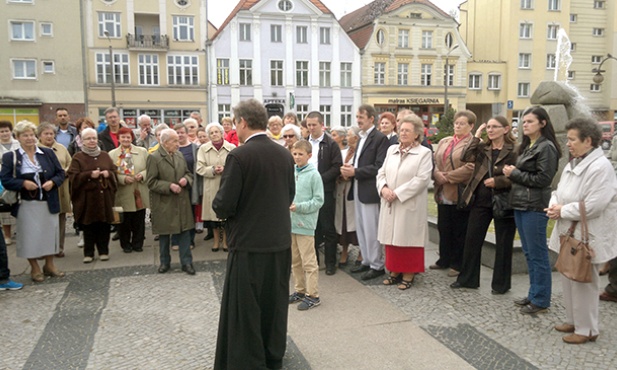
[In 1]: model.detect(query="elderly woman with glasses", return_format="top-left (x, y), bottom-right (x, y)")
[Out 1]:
top-left (282, 124), bottom-right (301, 152)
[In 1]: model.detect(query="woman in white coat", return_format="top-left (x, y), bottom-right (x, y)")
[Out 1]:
top-left (546, 117), bottom-right (617, 344)
top-left (377, 114), bottom-right (433, 290)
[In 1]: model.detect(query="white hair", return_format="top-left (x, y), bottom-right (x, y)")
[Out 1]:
top-left (183, 117), bottom-right (199, 127)
top-left (138, 114), bottom-right (151, 125)
top-left (205, 122), bottom-right (225, 139)
top-left (80, 127), bottom-right (98, 139)
top-left (281, 124), bottom-right (301, 139)
top-left (159, 128), bottom-right (177, 144)
top-left (154, 123), bottom-right (170, 135)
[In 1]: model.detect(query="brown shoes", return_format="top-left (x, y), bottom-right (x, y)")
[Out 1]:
top-left (447, 269), bottom-right (460, 277)
top-left (562, 333), bottom-right (598, 344)
top-left (43, 266), bottom-right (66, 278)
top-left (31, 272), bottom-right (45, 283)
top-left (554, 323), bottom-right (575, 333)
top-left (599, 292), bottom-right (617, 302)
top-left (429, 264), bottom-right (447, 270)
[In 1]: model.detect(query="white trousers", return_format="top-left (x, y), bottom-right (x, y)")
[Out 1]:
top-left (561, 264), bottom-right (600, 336)
top-left (354, 183), bottom-right (384, 270)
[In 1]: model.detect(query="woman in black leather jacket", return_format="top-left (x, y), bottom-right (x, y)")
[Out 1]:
top-left (503, 106), bottom-right (561, 315)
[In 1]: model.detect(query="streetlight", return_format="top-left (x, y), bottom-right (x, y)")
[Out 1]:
top-left (103, 30), bottom-right (116, 107)
top-left (592, 54), bottom-right (617, 84)
top-left (443, 32), bottom-right (459, 115)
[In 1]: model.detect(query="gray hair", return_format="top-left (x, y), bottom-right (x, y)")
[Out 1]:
top-left (138, 114), bottom-right (151, 125)
top-left (80, 127), bottom-right (98, 140)
top-left (183, 118), bottom-right (199, 127)
top-left (281, 124), bottom-right (301, 139)
top-left (330, 126), bottom-right (347, 138)
top-left (400, 114), bottom-right (425, 143)
top-left (36, 122), bottom-right (57, 136)
top-left (14, 120), bottom-right (37, 138)
top-left (347, 126), bottom-right (361, 137)
top-left (154, 123), bottom-right (170, 136)
top-left (104, 107), bottom-right (118, 116)
top-left (159, 128), bottom-right (177, 144)
top-left (205, 122), bottom-right (224, 139)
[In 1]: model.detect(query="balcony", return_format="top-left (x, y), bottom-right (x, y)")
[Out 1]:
top-left (126, 33), bottom-right (169, 50)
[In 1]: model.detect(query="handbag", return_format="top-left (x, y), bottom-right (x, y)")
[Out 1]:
top-left (1, 151), bottom-right (19, 205)
top-left (555, 201), bottom-right (595, 283)
top-left (449, 149), bottom-right (473, 210)
top-left (488, 156), bottom-right (513, 218)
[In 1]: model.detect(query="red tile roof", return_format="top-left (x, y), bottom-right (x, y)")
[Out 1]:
top-left (212, 0), bottom-right (333, 39)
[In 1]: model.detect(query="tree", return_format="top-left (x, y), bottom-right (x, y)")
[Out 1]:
top-left (429, 108), bottom-right (456, 143)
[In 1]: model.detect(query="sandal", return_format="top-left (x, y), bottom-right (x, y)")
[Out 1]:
top-left (383, 274), bottom-right (401, 286)
top-left (31, 272), bottom-right (45, 283)
top-left (398, 277), bottom-right (415, 291)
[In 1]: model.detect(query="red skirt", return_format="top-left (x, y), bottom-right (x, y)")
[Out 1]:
top-left (385, 245), bottom-right (425, 273)
top-left (194, 204), bottom-right (203, 223)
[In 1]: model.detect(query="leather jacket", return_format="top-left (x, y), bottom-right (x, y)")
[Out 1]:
top-left (508, 136), bottom-right (559, 212)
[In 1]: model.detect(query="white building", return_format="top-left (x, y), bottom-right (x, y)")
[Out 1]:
top-left (208, 0), bottom-right (361, 126)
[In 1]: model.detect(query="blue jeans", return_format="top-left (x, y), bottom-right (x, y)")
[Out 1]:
top-left (514, 210), bottom-right (552, 308)
top-left (159, 230), bottom-right (193, 267)
top-left (0, 231), bottom-right (8, 283)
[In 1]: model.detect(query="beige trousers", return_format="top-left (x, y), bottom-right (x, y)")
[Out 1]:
top-left (291, 234), bottom-right (319, 298)
top-left (561, 264), bottom-right (600, 336)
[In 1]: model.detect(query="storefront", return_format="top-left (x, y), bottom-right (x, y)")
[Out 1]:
top-left (97, 108), bottom-right (199, 128)
top-left (0, 108), bottom-right (40, 125)
top-left (368, 95), bottom-right (463, 127)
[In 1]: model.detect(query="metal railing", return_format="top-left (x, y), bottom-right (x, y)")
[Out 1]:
top-left (126, 33), bottom-right (169, 49)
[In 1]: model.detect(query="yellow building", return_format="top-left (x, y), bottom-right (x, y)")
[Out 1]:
top-left (85, 0), bottom-right (215, 127)
top-left (460, 0), bottom-right (616, 123)
top-left (340, 0), bottom-right (471, 125)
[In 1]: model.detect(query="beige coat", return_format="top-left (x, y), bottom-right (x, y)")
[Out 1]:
top-left (108, 145), bottom-right (150, 212)
top-left (196, 141), bottom-right (235, 221)
top-left (335, 147), bottom-right (356, 234)
top-left (433, 135), bottom-right (474, 204)
top-left (377, 144), bottom-right (433, 247)
top-left (39, 141), bottom-right (71, 213)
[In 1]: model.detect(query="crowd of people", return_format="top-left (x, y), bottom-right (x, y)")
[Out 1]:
top-left (2, 101), bottom-right (617, 368)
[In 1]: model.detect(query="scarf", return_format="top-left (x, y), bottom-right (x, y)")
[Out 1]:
top-left (213, 140), bottom-right (224, 151)
top-left (81, 144), bottom-right (101, 157)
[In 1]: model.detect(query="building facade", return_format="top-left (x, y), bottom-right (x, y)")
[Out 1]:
top-left (340, 0), bottom-right (471, 126)
top-left (208, 0), bottom-right (362, 126)
top-left (84, 0), bottom-right (214, 127)
top-left (460, 0), bottom-right (616, 123)
top-left (1, 0), bottom-right (85, 124)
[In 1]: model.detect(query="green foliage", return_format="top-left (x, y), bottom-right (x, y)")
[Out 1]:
top-left (429, 107), bottom-right (456, 143)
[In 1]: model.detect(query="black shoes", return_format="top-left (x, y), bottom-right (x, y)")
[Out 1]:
top-left (361, 268), bottom-right (385, 280)
top-left (112, 232), bottom-right (120, 241)
top-left (123, 248), bottom-right (132, 253)
top-left (158, 264), bottom-right (170, 274)
top-left (350, 264), bottom-right (371, 273)
top-left (514, 297), bottom-right (531, 306)
top-left (204, 232), bottom-right (214, 241)
top-left (182, 264), bottom-right (196, 275)
top-left (450, 281), bottom-right (464, 289)
top-left (133, 247), bottom-right (143, 252)
top-left (325, 265), bottom-right (337, 275)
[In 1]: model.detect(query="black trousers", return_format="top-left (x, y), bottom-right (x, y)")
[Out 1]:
top-left (457, 206), bottom-right (516, 293)
top-left (314, 191), bottom-right (337, 268)
top-left (214, 249), bottom-right (291, 370)
top-left (436, 204), bottom-right (470, 271)
top-left (82, 222), bottom-right (111, 258)
top-left (118, 209), bottom-right (146, 251)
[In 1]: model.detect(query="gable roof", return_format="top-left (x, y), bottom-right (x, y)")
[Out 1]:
top-left (339, 0), bottom-right (452, 50)
top-left (213, 0), bottom-right (333, 39)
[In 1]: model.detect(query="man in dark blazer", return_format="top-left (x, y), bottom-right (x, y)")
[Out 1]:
top-left (306, 111), bottom-right (342, 275)
top-left (340, 104), bottom-right (389, 281)
top-left (99, 107), bottom-right (122, 152)
top-left (213, 99), bottom-right (295, 370)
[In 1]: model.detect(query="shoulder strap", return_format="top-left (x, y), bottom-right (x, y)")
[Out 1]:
top-left (12, 150), bottom-right (17, 178)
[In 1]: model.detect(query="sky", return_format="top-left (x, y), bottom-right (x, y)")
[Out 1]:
top-left (208, 0), bottom-right (463, 28)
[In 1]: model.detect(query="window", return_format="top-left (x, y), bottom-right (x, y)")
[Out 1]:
top-left (271, 60), bottom-right (283, 86)
top-left (468, 73), bottom-right (481, 89)
top-left (567, 71), bottom-right (575, 80)
top-left (548, 0), bottom-right (560, 11)
top-left (296, 105), bottom-right (309, 121)
top-left (593, 28), bottom-right (605, 36)
top-left (570, 14), bottom-right (577, 22)
top-left (421, 64), bottom-right (432, 86)
top-left (594, 1), bottom-right (605, 8)
top-left (167, 55), bottom-right (199, 85)
top-left (296, 61), bottom-right (308, 87)
top-left (40, 23), bottom-right (53, 37)
top-left (518, 82), bottom-right (530, 97)
top-left (547, 24), bottom-right (559, 40)
top-left (320, 27), bottom-right (330, 44)
top-left (376, 29), bottom-right (385, 45)
top-left (12, 59), bottom-right (36, 79)
top-left (570, 43), bottom-right (576, 51)
top-left (546, 54), bottom-right (556, 69)
top-left (398, 30), bottom-right (409, 48)
top-left (520, 0), bottom-right (532, 9)
top-left (138, 54), bottom-right (159, 85)
top-left (592, 55), bottom-right (603, 64)
top-left (319, 62), bottom-right (331, 87)
top-left (445, 64), bottom-right (454, 86)
top-left (239, 59), bottom-right (252, 86)
top-left (296, 26), bottom-right (307, 44)
top-left (239, 23), bottom-right (251, 41)
top-left (319, 105), bottom-right (331, 126)
top-left (488, 74), bottom-right (501, 90)
top-left (271, 25), bottom-right (282, 43)
top-left (340, 62), bottom-right (352, 87)
top-left (96, 52), bottom-right (129, 84)
top-left (216, 59), bottom-right (229, 85)
top-left (341, 105), bottom-right (352, 127)
top-left (42, 61), bottom-right (55, 74)
top-left (218, 104), bottom-right (231, 123)
top-left (98, 12), bottom-right (121, 38)
top-left (8, 0), bottom-right (34, 3)
top-left (519, 53), bottom-right (531, 68)
top-left (421, 31), bottom-right (432, 48)
top-left (10, 21), bottom-right (35, 41)
top-left (278, 0), bottom-right (293, 11)
top-left (397, 63), bottom-right (408, 85)
top-left (173, 16), bottom-right (194, 41)
top-left (519, 23), bottom-right (532, 39)
top-left (590, 84), bottom-right (601, 92)
top-left (374, 62), bottom-right (385, 85)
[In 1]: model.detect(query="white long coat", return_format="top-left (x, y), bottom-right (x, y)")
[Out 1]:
top-left (548, 147), bottom-right (617, 263)
top-left (196, 141), bottom-right (236, 221)
top-left (376, 144), bottom-right (432, 247)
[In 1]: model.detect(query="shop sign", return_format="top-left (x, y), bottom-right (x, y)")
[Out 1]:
top-left (387, 98), bottom-right (441, 105)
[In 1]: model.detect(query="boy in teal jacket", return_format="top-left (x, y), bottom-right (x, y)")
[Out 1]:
top-left (289, 140), bottom-right (324, 310)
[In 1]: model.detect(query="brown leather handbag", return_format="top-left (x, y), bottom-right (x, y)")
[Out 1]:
top-left (555, 201), bottom-right (595, 283)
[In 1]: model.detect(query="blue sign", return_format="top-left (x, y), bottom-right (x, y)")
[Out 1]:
top-left (507, 100), bottom-right (514, 109)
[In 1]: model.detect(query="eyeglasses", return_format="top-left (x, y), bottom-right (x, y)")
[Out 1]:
top-left (283, 135), bottom-right (296, 139)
